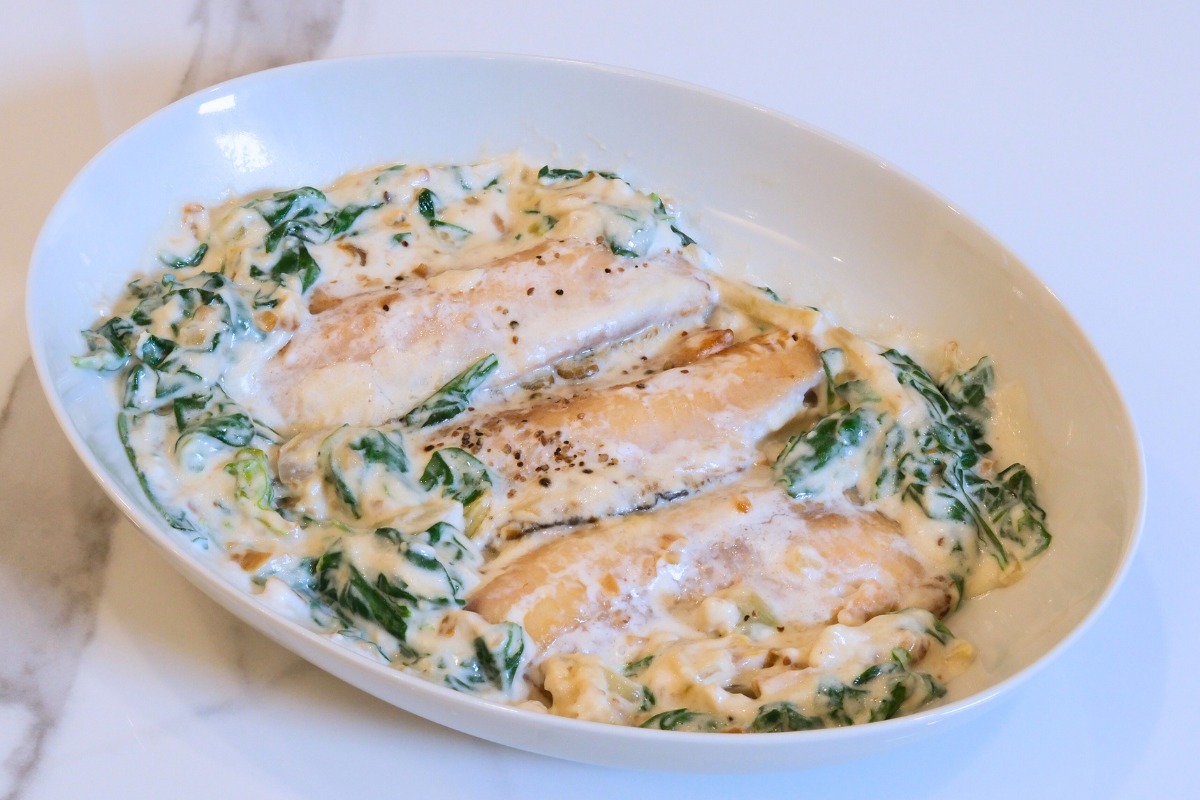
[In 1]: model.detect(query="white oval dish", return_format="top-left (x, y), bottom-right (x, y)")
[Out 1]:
top-left (26, 53), bottom-right (1143, 772)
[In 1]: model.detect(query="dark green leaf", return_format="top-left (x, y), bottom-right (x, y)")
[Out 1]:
top-left (403, 354), bottom-right (499, 428)
top-left (270, 241), bottom-right (321, 292)
top-left (72, 318), bottom-right (132, 372)
top-left (943, 356), bottom-right (993, 412)
top-left (404, 547), bottom-right (441, 571)
top-left (429, 219), bottom-right (472, 236)
top-left (815, 678), bottom-right (865, 727)
top-left (250, 187), bottom-right (326, 226)
top-left (311, 544), bottom-right (416, 650)
top-left (373, 569), bottom-right (418, 605)
top-left (325, 203), bottom-right (381, 237)
top-left (671, 225), bottom-right (697, 247)
top-left (471, 623), bottom-right (525, 691)
top-left (418, 448), bottom-right (492, 506)
top-left (774, 407), bottom-right (878, 499)
top-left (159, 242), bottom-right (209, 269)
top-left (181, 412), bottom-right (255, 449)
top-left (624, 655), bottom-right (654, 676)
top-left (117, 412), bottom-right (194, 531)
top-left (123, 364), bottom-right (155, 409)
top-left (348, 429), bottom-right (408, 474)
top-left (750, 702), bottom-right (824, 733)
top-left (138, 335), bottom-right (176, 368)
top-left (870, 678), bottom-right (909, 722)
top-left (639, 709), bottom-right (723, 732)
top-left (373, 164), bottom-right (406, 183)
top-left (417, 188), bottom-right (437, 220)
top-left (854, 660), bottom-right (903, 686)
top-left (325, 449), bottom-right (360, 518)
top-left (882, 350), bottom-right (952, 416)
top-left (264, 218), bottom-right (323, 253)
top-left (537, 166), bottom-right (584, 181)
top-left (126, 277), bottom-right (165, 299)
top-left (172, 393), bottom-right (212, 431)
top-left (345, 564), bottom-right (411, 642)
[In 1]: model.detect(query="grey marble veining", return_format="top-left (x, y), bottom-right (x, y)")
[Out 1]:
top-left (0, 363), bottom-right (118, 800)
top-left (0, 3), bottom-right (348, 796)
top-left (178, 0), bottom-right (345, 96)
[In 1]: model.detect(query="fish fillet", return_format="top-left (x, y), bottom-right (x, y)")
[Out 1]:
top-left (427, 329), bottom-right (823, 538)
top-left (468, 479), bottom-right (956, 650)
top-left (256, 240), bottom-right (716, 432)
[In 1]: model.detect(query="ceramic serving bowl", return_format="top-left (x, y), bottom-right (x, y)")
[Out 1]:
top-left (26, 53), bottom-right (1143, 772)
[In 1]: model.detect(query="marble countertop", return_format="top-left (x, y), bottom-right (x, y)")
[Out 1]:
top-left (2, 1), bottom-right (1196, 797)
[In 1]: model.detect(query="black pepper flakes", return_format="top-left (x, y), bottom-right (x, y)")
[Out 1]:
top-left (539, 477), bottom-right (551, 487)
top-left (555, 289), bottom-right (564, 295)
top-left (635, 383), bottom-right (646, 389)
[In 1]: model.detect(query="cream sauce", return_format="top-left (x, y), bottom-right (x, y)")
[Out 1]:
top-left (72, 155), bottom-right (1050, 729)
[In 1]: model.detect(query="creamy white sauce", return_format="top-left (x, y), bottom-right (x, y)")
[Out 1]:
top-left (72, 155), bottom-right (1050, 730)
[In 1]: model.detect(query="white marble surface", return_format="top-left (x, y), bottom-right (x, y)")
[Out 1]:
top-left (1, 1), bottom-right (1196, 797)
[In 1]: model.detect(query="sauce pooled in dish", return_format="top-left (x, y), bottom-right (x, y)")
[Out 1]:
top-left (72, 156), bottom-right (1050, 731)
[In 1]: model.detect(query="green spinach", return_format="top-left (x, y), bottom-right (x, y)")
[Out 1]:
top-left (750, 702), bottom-right (824, 732)
top-left (270, 240), bottom-right (321, 293)
top-left (774, 407), bottom-right (879, 499)
top-left (419, 448), bottom-right (492, 507)
top-left (159, 242), bottom-right (209, 269)
top-left (403, 354), bottom-right (498, 428)
top-left (639, 709), bottom-right (724, 732)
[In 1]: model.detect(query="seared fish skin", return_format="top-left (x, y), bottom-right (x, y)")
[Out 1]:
top-left (257, 240), bottom-right (716, 432)
top-left (429, 330), bottom-right (822, 538)
top-left (468, 479), bottom-right (956, 650)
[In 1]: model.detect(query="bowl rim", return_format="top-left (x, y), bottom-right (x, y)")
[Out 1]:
top-left (24, 50), bottom-right (1147, 752)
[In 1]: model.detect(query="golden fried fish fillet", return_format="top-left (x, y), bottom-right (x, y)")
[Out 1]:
top-left (429, 329), bottom-right (822, 538)
top-left (468, 480), bottom-right (956, 650)
top-left (257, 240), bottom-right (716, 432)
